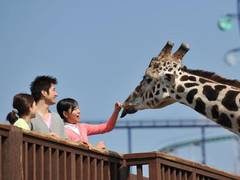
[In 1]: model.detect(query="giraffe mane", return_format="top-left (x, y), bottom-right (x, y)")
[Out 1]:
top-left (183, 66), bottom-right (240, 89)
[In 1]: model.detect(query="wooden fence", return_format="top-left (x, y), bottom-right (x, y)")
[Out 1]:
top-left (0, 125), bottom-right (239, 180)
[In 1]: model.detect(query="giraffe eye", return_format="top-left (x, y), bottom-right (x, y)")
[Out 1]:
top-left (144, 76), bottom-right (152, 83)
top-left (147, 78), bottom-right (152, 83)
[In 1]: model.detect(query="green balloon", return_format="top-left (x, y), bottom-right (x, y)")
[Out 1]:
top-left (217, 16), bottom-right (233, 31)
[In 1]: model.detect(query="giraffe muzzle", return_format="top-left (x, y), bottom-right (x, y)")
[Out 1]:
top-left (120, 108), bottom-right (138, 118)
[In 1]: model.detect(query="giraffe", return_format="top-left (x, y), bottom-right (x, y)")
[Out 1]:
top-left (121, 41), bottom-right (240, 135)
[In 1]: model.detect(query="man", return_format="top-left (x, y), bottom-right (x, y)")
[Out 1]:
top-left (30, 75), bottom-right (67, 139)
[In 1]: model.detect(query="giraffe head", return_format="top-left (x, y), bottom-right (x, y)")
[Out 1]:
top-left (121, 41), bottom-right (189, 118)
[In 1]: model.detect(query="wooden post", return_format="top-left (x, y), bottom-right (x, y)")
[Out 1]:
top-left (3, 126), bottom-right (23, 180)
top-left (149, 158), bottom-right (161, 180)
top-left (119, 160), bottom-right (129, 180)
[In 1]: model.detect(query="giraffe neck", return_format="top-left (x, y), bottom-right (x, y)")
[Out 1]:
top-left (172, 69), bottom-right (240, 135)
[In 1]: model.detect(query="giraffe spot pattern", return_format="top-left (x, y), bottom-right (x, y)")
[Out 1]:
top-left (180, 75), bottom-right (196, 82)
top-left (146, 102), bottom-right (151, 107)
top-left (222, 90), bottom-right (239, 111)
top-left (194, 98), bottom-right (206, 115)
top-left (135, 85), bottom-right (141, 93)
top-left (145, 92), bottom-right (148, 99)
top-left (151, 100), bottom-right (155, 105)
top-left (177, 85), bottom-right (185, 93)
top-left (186, 89), bottom-right (198, 104)
top-left (144, 93), bottom-right (148, 99)
top-left (184, 83), bottom-right (199, 88)
top-left (176, 95), bottom-right (181, 100)
top-left (199, 78), bottom-right (211, 84)
top-left (133, 92), bottom-right (138, 98)
top-left (211, 105), bottom-right (219, 119)
top-left (214, 84), bottom-right (226, 91)
top-left (202, 85), bottom-right (222, 101)
top-left (155, 90), bottom-right (160, 95)
top-left (180, 75), bottom-right (188, 81)
top-left (149, 92), bottom-right (153, 98)
top-left (165, 74), bottom-right (173, 82)
top-left (152, 86), bottom-right (155, 93)
top-left (188, 76), bottom-right (197, 81)
top-left (217, 113), bottom-right (232, 128)
top-left (153, 64), bottom-right (159, 68)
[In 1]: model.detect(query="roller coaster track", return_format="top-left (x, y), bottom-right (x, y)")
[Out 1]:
top-left (159, 135), bottom-right (238, 153)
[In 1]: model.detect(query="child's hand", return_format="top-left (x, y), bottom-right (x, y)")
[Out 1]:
top-left (50, 132), bottom-right (61, 139)
top-left (77, 141), bottom-right (91, 148)
top-left (114, 102), bottom-right (122, 112)
top-left (96, 141), bottom-right (106, 149)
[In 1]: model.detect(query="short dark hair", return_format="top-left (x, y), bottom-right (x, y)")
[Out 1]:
top-left (6, 93), bottom-right (35, 124)
top-left (30, 75), bottom-right (57, 102)
top-left (57, 98), bottom-right (79, 122)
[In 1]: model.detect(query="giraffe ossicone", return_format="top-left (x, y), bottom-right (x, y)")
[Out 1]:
top-left (121, 41), bottom-right (240, 135)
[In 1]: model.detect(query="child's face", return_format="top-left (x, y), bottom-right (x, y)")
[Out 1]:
top-left (65, 107), bottom-right (80, 124)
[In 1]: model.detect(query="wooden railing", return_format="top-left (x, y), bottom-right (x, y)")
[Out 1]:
top-left (0, 125), bottom-right (239, 180)
top-left (124, 152), bottom-right (240, 180)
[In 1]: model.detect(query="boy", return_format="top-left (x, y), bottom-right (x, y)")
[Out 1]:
top-left (30, 75), bottom-right (67, 139)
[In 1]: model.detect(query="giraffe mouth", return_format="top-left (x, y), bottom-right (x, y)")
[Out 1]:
top-left (120, 107), bottom-right (138, 118)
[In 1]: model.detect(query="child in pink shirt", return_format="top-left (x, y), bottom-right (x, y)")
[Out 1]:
top-left (57, 98), bottom-right (122, 148)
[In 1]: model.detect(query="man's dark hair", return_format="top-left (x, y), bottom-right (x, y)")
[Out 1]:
top-left (57, 98), bottom-right (79, 122)
top-left (30, 75), bottom-right (57, 102)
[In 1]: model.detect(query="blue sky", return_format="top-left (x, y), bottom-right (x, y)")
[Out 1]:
top-left (0, 0), bottom-right (240, 174)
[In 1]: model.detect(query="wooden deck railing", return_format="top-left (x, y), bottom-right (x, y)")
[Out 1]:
top-left (0, 124), bottom-right (239, 180)
top-left (123, 152), bottom-right (240, 180)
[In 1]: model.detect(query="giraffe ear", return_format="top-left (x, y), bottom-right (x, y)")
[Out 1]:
top-left (173, 43), bottom-right (190, 61)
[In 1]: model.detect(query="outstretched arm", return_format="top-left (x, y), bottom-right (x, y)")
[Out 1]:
top-left (85, 102), bottom-right (122, 135)
top-left (104, 102), bottom-right (122, 131)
